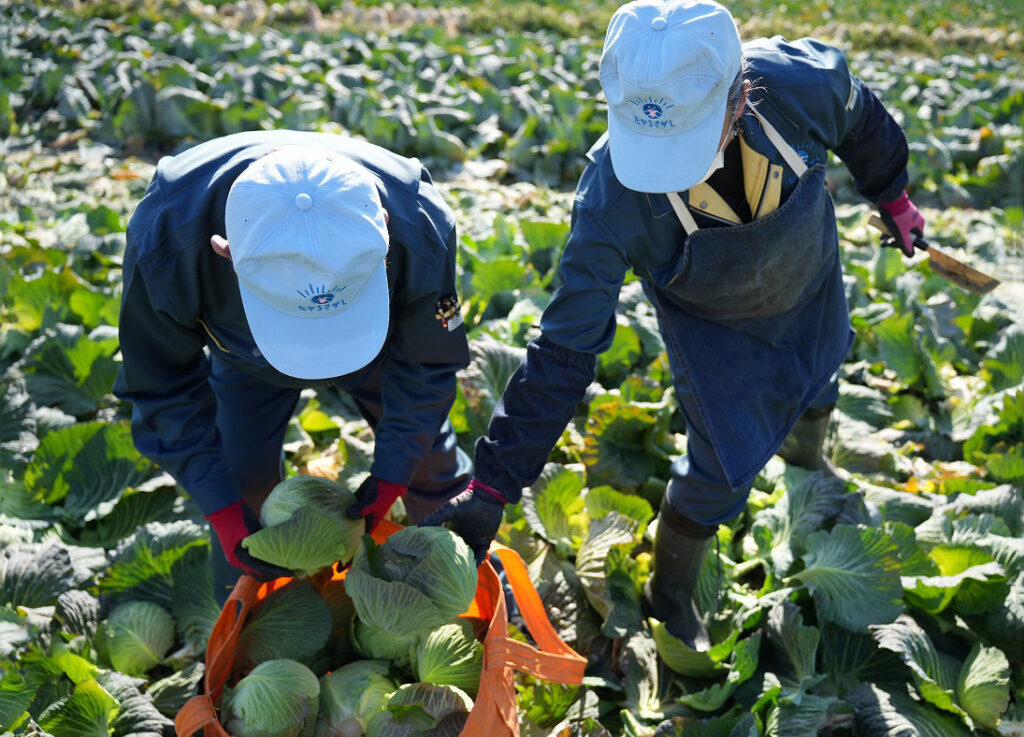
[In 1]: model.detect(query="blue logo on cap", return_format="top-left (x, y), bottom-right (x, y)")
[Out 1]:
top-left (630, 96), bottom-right (675, 129)
top-left (296, 284), bottom-right (347, 312)
top-left (642, 103), bottom-right (663, 119)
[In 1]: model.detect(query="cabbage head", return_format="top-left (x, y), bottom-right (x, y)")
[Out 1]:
top-left (352, 619), bottom-right (416, 668)
top-left (315, 661), bottom-right (396, 737)
top-left (345, 527), bottom-right (477, 638)
top-left (412, 620), bottom-right (483, 695)
top-left (242, 475), bottom-right (364, 578)
top-left (222, 659), bottom-right (320, 737)
top-left (237, 581), bottom-right (332, 669)
top-left (105, 601), bottom-right (175, 675)
top-left (364, 684), bottom-right (472, 737)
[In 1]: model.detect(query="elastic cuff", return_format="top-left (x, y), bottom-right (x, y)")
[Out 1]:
top-left (534, 335), bottom-right (598, 371)
top-left (468, 478), bottom-right (506, 505)
top-left (375, 478), bottom-right (408, 496)
top-left (878, 190), bottom-right (910, 214)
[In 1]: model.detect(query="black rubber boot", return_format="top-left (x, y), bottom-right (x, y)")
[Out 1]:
top-left (644, 498), bottom-right (715, 650)
top-left (778, 403), bottom-right (840, 477)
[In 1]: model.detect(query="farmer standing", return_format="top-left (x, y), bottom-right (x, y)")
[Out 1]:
top-left (424, 0), bottom-right (926, 648)
top-left (114, 132), bottom-right (471, 603)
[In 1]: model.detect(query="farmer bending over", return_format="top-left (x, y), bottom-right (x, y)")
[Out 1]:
top-left (424, 0), bottom-right (925, 648)
top-left (115, 133), bottom-right (471, 603)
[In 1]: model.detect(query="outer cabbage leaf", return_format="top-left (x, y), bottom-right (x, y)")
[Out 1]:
top-left (20, 326), bottom-right (120, 418)
top-left (789, 525), bottom-right (902, 632)
top-left (956, 644), bottom-right (1010, 729)
top-left (764, 693), bottom-right (835, 737)
top-left (98, 670), bottom-right (171, 737)
top-left (0, 669), bottom-right (38, 731)
top-left (582, 395), bottom-right (668, 489)
top-left (818, 622), bottom-right (904, 694)
top-left (147, 662), bottom-right (205, 719)
top-left (765, 600), bottom-right (819, 685)
top-left (0, 371), bottom-right (37, 473)
top-left (584, 486), bottom-right (653, 538)
top-left (346, 527), bottom-right (476, 639)
top-left (574, 512), bottom-right (637, 624)
top-left (365, 683), bottom-right (472, 737)
top-left (243, 475), bottom-right (363, 578)
top-left (649, 618), bottom-right (730, 678)
top-left (849, 683), bottom-right (973, 737)
top-left (452, 335), bottom-right (525, 442)
top-left (37, 680), bottom-right (119, 737)
top-left (621, 630), bottom-right (663, 722)
top-left (836, 383), bottom-right (893, 429)
top-left (963, 389), bottom-right (1024, 483)
top-left (100, 520), bottom-right (209, 608)
top-left (23, 421), bottom-right (154, 524)
top-left (237, 581), bottom-right (332, 668)
top-left (901, 544), bottom-right (1005, 614)
top-left (870, 614), bottom-right (964, 717)
top-left (981, 323), bottom-right (1024, 390)
top-left (103, 601), bottom-right (175, 676)
top-left (171, 556), bottom-right (221, 653)
top-left (751, 473), bottom-right (846, 577)
top-left (521, 462), bottom-right (588, 556)
top-left (676, 634), bottom-right (761, 712)
top-left (0, 545), bottom-right (77, 608)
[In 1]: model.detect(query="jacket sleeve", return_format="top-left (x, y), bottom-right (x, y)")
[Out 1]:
top-left (833, 77), bottom-right (910, 203)
top-left (803, 38), bottom-right (909, 202)
top-left (473, 200), bottom-right (629, 502)
top-left (112, 239), bottom-right (240, 516)
top-left (770, 38), bottom-right (910, 204)
top-left (370, 182), bottom-right (470, 487)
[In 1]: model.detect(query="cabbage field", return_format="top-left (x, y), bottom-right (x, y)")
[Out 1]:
top-left (1, 0), bottom-right (1023, 735)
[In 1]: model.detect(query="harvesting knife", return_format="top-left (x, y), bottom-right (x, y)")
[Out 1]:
top-left (868, 214), bottom-right (1000, 295)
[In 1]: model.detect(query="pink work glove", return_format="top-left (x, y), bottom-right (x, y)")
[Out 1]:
top-left (878, 191), bottom-right (926, 257)
top-left (205, 500), bottom-right (292, 581)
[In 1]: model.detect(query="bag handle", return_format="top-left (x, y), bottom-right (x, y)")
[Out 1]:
top-left (175, 695), bottom-right (230, 737)
top-left (204, 575), bottom-right (262, 696)
top-left (488, 545), bottom-right (586, 684)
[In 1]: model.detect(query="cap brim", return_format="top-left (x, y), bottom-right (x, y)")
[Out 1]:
top-left (606, 98), bottom-right (728, 193)
top-left (239, 261), bottom-right (390, 380)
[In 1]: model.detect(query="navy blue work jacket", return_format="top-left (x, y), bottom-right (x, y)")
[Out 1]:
top-left (113, 131), bottom-right (470, 515)
top-left (475, 37), bottom-right (910, 502)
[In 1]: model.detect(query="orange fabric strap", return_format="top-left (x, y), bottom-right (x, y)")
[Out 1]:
top-left (205, 575), bottom-right (261, 697)
top-left (175, 695), bottom-right (229, 737)
top-left (490, 545), bottom-right (586, 683)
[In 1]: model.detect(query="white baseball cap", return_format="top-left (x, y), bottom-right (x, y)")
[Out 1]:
top-left (225, 146), bottom-right (390, 380)
top-left (599, 0), bottom-right (742, 193)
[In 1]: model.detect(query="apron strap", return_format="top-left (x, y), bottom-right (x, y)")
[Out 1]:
top-left (750, 107), bottom-right (808, 177)
top-left (667, 106), bottom-right (808, 235)
top-left (667, 191), bottom-right (700, 235)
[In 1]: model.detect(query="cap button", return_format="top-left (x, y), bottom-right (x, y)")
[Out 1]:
top-left (651, 16), bottom-right (667, 30)
top-left (295, 192), bottom-right (313, 211)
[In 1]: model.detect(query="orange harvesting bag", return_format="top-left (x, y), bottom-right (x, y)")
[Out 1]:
top-left (175, 520), bottom-right (587, 737)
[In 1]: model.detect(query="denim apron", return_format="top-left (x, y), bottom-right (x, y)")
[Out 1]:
top-left (647, 107), bottom-right (852, 490)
